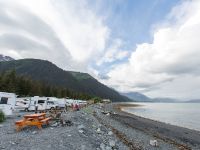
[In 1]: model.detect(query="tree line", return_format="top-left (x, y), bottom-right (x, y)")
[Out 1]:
top-left (0, 70), bottom-right (93, 100)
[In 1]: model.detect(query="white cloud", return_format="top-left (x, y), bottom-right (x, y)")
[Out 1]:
top-left (97, 39), bottom-right (129, 65)
top-left (103, 0), bottom-right (200, 99)
top-left (0, 0), bottom-right (109, 72)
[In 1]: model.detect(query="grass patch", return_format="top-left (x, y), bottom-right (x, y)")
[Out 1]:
top-left (0, 111), bottom-right (5, 123)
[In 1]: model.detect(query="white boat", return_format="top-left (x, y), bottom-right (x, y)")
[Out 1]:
top-left (0, 92), bottom-right (16, 116)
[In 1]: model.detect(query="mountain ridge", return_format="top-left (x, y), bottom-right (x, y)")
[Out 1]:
top-left (0, 58), bottom-right (131, 102)
top-left (122, 92), bottom-right (181, 103)
top-left (0, 54), bottom-right (14, 62)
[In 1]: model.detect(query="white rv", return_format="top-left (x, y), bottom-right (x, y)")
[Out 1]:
top-left (55, 98), bottom-right (66, 108)
top-left (65, 98), bottom-right (75, 106)
top-left (0, 92), bottom-right (16, 116)
top-left (27, 96), bottom-right (58, 111)
top-left (15, 97), bottom-right (30, 111)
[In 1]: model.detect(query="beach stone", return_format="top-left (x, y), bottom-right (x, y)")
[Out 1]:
top-left (51, 122), bottom-right (58, 127)
top-left (100, 143), bottom-right (106, 150)
top-left (81, 145), bottom-right (86, 150)
top-left (97, 128), bottom-right (101, 134)
top-left (32, 131), bottom-right (37, 134)
top-left (150, 140), bottom-right (158, 147)
top-left (0, 125), bottom-right (3, 128)
top-left (79, 130), bottom-right (84, 133)
top-left (105, 146), bottom-right (112, 150)
top-left (78, 124), bottom-right (85, 129)
top-left (109, 140), bottom-right (115, 147)
top-left (11, 142), bottom-right (16, 145)
top-left (0, 146), bottom-right (5, 149)
top-left (108, 131), bottom-right (113, 136)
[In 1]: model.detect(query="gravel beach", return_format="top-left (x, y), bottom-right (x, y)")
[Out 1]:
top-left (0, 103), bottom-right (199, 150)
top-left (110, 103), bottom-right (200, 150)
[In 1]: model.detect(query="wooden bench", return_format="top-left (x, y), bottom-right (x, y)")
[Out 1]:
top-left (15, 120), bottom-right (25, 131)
top-left (40, 117), bottom-right (51, 125)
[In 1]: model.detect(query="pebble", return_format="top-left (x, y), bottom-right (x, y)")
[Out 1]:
top-left (78, 124), bottom-right (85, 129)
top-left (0, 147), bottom-right (5, 149)
top-left (51, 122), bottom-right (58, 127)
top-left (81, 145), bottom-right (86, 150)
top-left (150, 139), bottom-right (158, 147)
top-left (32, 131), bottom-right (37, 134)
top-left (79, 130), bottom-right (84, 133)
top-left (0, 125), bottom-right (4, 128)
top-left (100, 143), bottom-right (106, 150)
top-left (109, 140), bottom-right (115, 147)
top-left (105, 146), bottom-right (112, 150)
top-left (97, 128), bottom-right (101, 134)
top-left (108, 131), bottom-right (113, 136)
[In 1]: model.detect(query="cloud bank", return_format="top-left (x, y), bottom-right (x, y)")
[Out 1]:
top-left (103, 0), bottom-right (200, 99)
top-left (0, 0), bottom-right (110, 72)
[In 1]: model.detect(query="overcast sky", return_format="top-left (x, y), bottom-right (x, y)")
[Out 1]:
top-left (0, 0), bottom-right (200, 100)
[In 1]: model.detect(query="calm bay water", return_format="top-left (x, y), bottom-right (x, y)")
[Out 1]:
top-left (122, 103), bottom-right (200, 131)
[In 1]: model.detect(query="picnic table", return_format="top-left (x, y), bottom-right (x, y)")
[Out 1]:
top-left (15, 113), bottom-right (51, 131)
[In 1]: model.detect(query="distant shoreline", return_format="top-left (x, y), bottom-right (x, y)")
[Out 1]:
top-left (110, 102), bottom-right (200, 149)
top-left (113, 103), bottom-right (141, 111)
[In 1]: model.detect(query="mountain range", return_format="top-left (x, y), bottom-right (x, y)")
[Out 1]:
top-left (0, 54), bottom-right (14, 62)
top-left (121, 92), bottom-right (181, 103)
top-left (122, 92), bottom-right (152, 102)
top-left (0, 57), bottom-right (131, 102)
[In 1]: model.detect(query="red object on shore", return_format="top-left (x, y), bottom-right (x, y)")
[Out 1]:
top-left (75, 103), bottom-right (79, 111)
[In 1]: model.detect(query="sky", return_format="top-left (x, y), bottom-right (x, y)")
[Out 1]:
top-left (0, 0), bottom-right (200, 100)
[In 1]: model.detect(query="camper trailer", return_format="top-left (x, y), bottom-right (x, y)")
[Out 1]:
top-left (54, 98), bottom-right (66, 108)
top-left (0, 92), bottom-right (16, 116)
top-left (65, 98), bottom-right (75, 106)
top-left (15, 97), bottom-right (30, 111)
top-left (27, 96), bottom-right (58, 111)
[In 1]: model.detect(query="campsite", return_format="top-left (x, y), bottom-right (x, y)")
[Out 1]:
top-left (1, 92), bottom-right (200, 150)
top-left (0, 92), bottom-right (128, 150)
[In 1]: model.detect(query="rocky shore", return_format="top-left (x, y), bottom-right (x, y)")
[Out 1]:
top-left (0, 103), bottom-right (199, 150)
top-left (111, 103), bottom-right (200, 150)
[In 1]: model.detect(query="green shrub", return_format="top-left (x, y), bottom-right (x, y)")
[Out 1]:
top-left (0, 111), bottom-right (5, 123)
top-left (93, 97), bottom-right (102, 103)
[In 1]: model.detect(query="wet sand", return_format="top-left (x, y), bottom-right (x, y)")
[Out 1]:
top-left (111, 103), bottom-right (200, 150)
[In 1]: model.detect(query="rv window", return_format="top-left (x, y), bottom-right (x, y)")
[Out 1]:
top-left (47, 101), bottom-right (54, 105)
top-left (38, 100), bottom-right (45, 104)
top-left (0, 97), bottom-right (8, 104)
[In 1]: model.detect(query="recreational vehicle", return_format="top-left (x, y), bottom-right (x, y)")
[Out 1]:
top-left (27, 96), bottom-right (58, 111)
top-left (65, 98), bottom-right (75, 106)
top-left (54, 98), bottom-right (66, 108)
top-left (15, 97), bottom-right (30, 111)
top-left (0, 92), bottom-right (16, 116)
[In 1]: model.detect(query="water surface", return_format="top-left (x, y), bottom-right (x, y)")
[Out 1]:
top-left (122, 103), bottom-right (200, 131)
